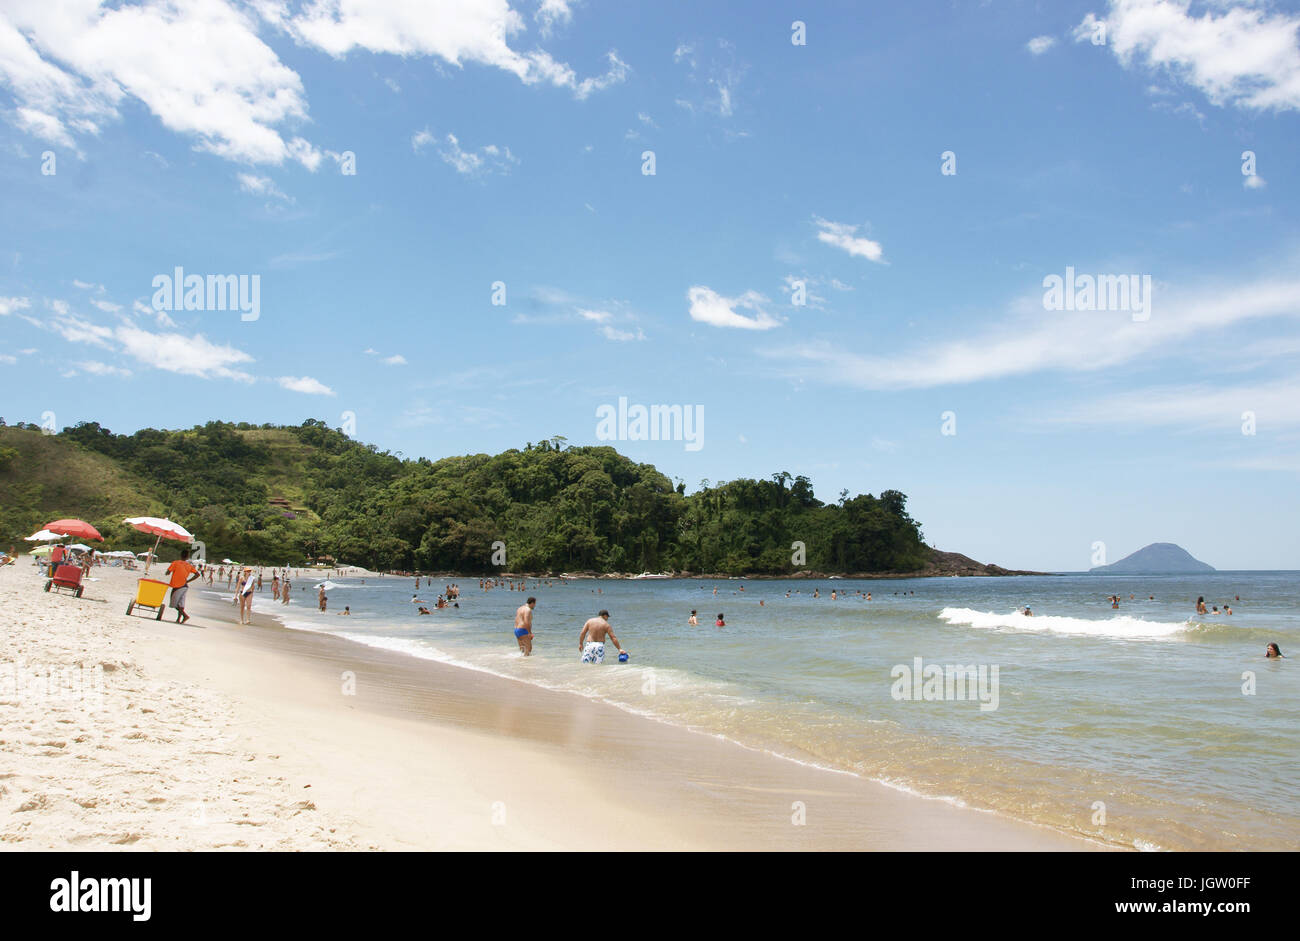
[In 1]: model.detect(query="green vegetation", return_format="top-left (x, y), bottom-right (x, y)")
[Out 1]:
top-left (0, 419), bottom-right (930, 574)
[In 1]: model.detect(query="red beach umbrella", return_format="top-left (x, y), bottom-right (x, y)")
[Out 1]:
top-left (42, 519), bottom-right (104, 542)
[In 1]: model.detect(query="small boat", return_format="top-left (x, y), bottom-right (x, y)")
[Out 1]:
top-left (631, 572), bottom-right (671, 579)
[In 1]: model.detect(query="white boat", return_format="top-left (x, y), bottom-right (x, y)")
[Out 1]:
top-left (631, 572), bottom-right (671, 579)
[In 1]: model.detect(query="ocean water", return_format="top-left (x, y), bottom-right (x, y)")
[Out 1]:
top-left (207, 572), bottom-right (1300, 851)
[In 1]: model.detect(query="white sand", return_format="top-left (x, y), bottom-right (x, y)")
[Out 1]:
top-left (1, 561), bottom-right (1107, 851)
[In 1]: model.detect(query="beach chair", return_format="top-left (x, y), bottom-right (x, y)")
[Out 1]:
top-left (44, 563), bottom-right (85, 598)
top-left (125, 577), bottom-right (169, 620)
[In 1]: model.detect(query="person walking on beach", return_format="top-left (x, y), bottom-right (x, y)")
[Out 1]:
top-left (165, 548), bottom-right (200, 624)
top-left (281, 573), bottom-right (291, 605)
top-left (239, 567), bottom-right (256, 625)
top-left (579, 610), bottom-right (625, 664)
top-left (514, 597), bottom-right (536, 655)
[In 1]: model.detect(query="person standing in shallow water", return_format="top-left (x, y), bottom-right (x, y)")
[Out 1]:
top-left (514, 597), bottom-right (536, 655)
top-left (579, 610), bottom-right (626, 664)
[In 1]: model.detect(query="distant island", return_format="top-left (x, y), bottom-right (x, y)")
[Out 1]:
top-left (1088, 542), bottom-right (1215, 575)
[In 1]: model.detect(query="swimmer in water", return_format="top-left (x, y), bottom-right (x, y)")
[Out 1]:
top-left (716, 613), bottom-right (725, 627)
top-left (1022, 606), bottom-right (1033, 617)
top-left (688, 610), bottom-right (698, 626)
top-left (1266, 643), bottom-right (1284, 659)
top-left (1196, 596), bottom-right (1207, 614)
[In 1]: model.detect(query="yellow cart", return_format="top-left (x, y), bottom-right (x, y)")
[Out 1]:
top-left (125, 577), bottom-right (169, 620)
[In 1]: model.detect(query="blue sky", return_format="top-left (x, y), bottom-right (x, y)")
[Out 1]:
top-left (2, 0), bottom-right (1299, 571)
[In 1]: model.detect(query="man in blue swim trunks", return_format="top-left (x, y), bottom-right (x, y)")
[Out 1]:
top-left (514, 597), bottom-right (537, 655)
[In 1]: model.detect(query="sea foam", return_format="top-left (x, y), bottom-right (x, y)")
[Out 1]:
top-left (938, 607), bottom-right (1189, 639)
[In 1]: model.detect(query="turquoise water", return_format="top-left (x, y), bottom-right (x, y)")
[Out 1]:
top-left (210, 572), bottom-right (1300, 850)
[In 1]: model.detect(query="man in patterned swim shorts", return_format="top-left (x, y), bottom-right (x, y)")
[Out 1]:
top-left (579, 609), bottom-right (627, 664)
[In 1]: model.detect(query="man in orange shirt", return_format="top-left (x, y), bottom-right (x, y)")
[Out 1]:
top-left (165, 548), bottom-right (200, 624)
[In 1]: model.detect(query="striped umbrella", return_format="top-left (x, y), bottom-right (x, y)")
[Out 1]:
top-left (123, 516), bottom-right (194, 576)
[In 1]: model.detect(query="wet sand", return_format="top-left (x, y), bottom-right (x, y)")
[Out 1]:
top-left (2, 564), bottom-right (1107, 850)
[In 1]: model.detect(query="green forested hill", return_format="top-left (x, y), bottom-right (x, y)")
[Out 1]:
top-left (0, 418), bottom-right (934, 574)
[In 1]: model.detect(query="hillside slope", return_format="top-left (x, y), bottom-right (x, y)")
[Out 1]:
top-left (0, 419), bottom-right (1014, 577)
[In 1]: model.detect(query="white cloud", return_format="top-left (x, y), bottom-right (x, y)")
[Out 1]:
top-left (599, 325), bottom-right (645, 342)
top-left (14, 107), bottom-right (76, 149)
top-left (674, 39), bottom-right (744, 118)
top-left (133, 298), bottom-right (175, 328)
top-left (90, 298), bottom-right (121, 313)
top-left (1043, 378), bottom-right (1300, 430)
top-left (0, 353), bottom-right (16, 365)
top-left (763, 273), bottom-right (1300, 390)
top-left (237, 172), bottom-right (291, 201)
top-left (277, 375), bottom-right (336, 395)
top-left (577, 308), bottom-right (612, 323)
top-left (1027, 35), bottom-right (1058, 55)
top-left (287, 136), bottom-right (322, 171)
top-left (814, 217), bottom-right (885, 262)
top-left (49, 313), bottom-right (115, 349)
top-left (115, 323), bottom-right (255, 381)
top-left (687, 286), bottom-right (782, 330)
top-left (1244, 174), bottom-right (1267, 189)
top-left (1076, 0), bottom-right (1300, 112)
top-left (536, 0), bottom-right (573, 36)
top-left (0, 296), bottom-right (31, 316)
top-left (285, 1), bottom-right (626, 99)
top-left (0, 0), bottom-right (312, 163)
top-left (415, 130), bottom-right (518, 176)
top-left (73, 359), bottom-right (131, 378)
top-left (383, 354), bottom-right (407, 365)
top-left (363, 347), bottom-right (379, 355)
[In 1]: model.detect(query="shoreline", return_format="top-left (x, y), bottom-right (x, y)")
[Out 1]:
top-left (3, 564), bottom-right (1109, 850)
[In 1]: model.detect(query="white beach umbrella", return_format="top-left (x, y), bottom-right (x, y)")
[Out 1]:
top-left (123, 516), bottom-right (194, 576)
top-left (24, 529), bottom-right (61, 542)
top-left (67, 543), bottom-right (93, 553)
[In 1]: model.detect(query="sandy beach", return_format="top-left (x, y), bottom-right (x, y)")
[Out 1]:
top-left (0, 561), bottom-right (1104, 851)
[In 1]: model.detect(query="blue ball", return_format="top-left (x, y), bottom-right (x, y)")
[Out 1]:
top-left (618, 652), bottom-right (629, 662)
